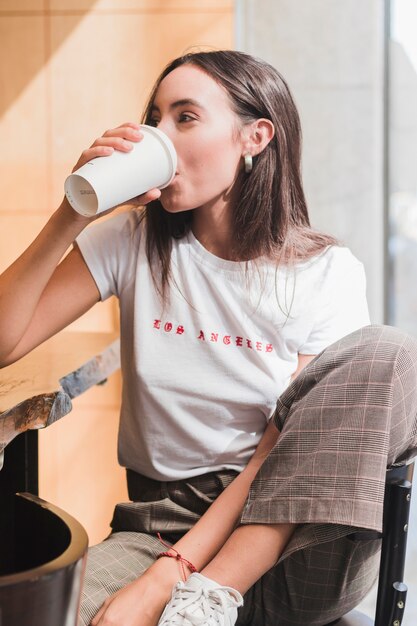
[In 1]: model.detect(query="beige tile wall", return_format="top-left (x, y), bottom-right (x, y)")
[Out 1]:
top-left (0, 0), bottom-right (233, 545)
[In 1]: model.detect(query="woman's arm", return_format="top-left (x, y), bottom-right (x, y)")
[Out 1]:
top-left (0, 123), bottom-right (159, 367)
top-left (0, 202), bottom-right (98, 366)
top-left (162, 355), bottom-right (316, 569)
top-left (151, 353), bottom-right (318, 573)
top-left (92, 419), bottom-right (283, 626)
top-left (169, 419), bottom-right (281, 566)
top-left (91, 353), bottom-right (318, 626)
top-left (292, 353), bottom-right (316, 379)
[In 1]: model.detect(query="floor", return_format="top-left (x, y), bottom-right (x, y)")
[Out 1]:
top-left (356, 481), bottom-right (417, 625)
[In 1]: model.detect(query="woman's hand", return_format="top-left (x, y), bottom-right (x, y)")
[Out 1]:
top-left (90, 558), bottom-right (181, 626)
top-left (72, 122), bottom-right (144, 172)
top-left (65, 122), bottom-right (161, 223)
top-left (90, 577), bottom-right (164, 626)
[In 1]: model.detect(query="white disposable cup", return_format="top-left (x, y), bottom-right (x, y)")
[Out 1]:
top-left (64, 125), bottom-right (177, 217)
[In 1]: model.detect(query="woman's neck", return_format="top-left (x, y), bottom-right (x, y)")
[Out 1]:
top-left (191, 194), bottom-right (238, 261)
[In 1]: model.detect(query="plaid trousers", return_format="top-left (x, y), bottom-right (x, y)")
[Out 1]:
top-left (79, 325), bottom-right (417, 626)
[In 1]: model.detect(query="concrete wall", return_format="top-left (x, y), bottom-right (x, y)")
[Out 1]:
top-left (236, 0), bottom-right (386, 323)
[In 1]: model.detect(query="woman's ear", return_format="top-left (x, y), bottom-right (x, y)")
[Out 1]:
top-left (243, 119), bottom-right (275, 157)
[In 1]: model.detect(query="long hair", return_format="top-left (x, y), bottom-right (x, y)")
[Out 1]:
top-left (140, 50), bottom-right (337, 298)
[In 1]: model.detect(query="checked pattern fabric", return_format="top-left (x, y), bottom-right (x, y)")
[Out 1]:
top-left (80, 325), bottom-right (417, 626)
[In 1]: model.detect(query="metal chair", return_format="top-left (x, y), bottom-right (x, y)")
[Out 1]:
top-left (338, 461), bottom-right (414, 626)
top-left (0, 492), bottom-right (88, 626)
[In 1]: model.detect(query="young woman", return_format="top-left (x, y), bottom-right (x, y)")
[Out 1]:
top-left (1, 51), bottom-right (416, 626)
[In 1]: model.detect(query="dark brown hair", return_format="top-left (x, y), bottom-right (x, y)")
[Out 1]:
top-left (140, 50), bottom-right (337, 297)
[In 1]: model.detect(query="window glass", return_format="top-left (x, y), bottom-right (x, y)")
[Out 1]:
top-left (388, 0), bottom-right (417, 334)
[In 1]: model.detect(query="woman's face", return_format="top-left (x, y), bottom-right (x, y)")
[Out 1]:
top-left (149, 64), bottom-right (246, 214)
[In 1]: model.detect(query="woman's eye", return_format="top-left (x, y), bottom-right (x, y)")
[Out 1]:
top-left (148, 118), bottom-right (160, 127)
top-left (179, 113), bottom-right (196, 123)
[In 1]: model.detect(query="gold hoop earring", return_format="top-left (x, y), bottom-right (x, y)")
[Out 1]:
top-left (244, 153), bottom-right (253, 174)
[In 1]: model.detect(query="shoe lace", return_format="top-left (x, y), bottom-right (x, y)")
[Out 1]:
top-left (161, 581), bottom-right (241, 626)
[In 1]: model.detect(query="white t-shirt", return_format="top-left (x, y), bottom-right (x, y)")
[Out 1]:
top-left (76, 210), bottom-right (370, 481)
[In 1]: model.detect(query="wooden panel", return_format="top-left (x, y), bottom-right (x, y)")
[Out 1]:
top-left (0, 1), bottom-right (44, 11)
top-left (39, 399), bottom-right (127, 545)
top-left (0, 215), bottom-right (50, 272)
top-left (1, 0), bottom-right (234, 546)
top-left (49, 1), bottom-right (233, 11)
top-left (0, 17), bottom-right (48, 211)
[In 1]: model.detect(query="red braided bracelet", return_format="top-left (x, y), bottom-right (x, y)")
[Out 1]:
top-left (156, 532), bottom-right (198, 581)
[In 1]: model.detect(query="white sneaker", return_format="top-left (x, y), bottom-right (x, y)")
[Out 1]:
top-left (158, 572), bottom-right (243, 626)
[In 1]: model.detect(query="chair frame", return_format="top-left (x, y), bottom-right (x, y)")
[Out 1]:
top-left (345, 462), bottom-right (415, 626)
top-left (374, 462), bottom-right (414, 626)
